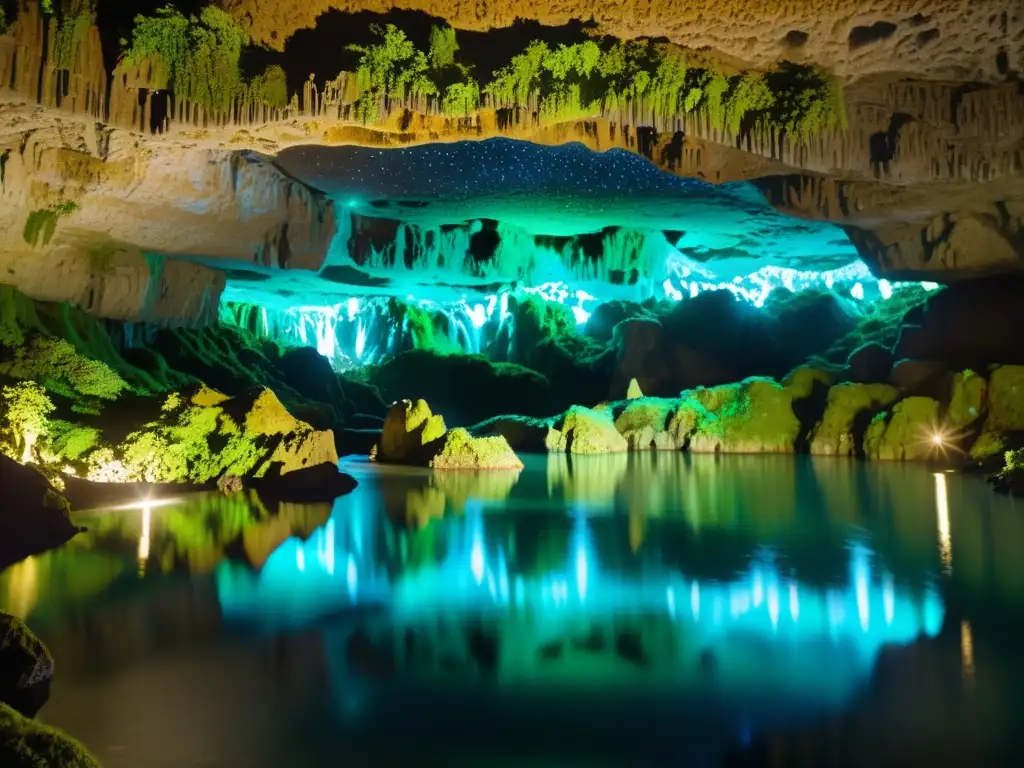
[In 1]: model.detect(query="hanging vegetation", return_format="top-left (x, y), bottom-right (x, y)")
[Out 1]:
top-left (49, 0), bottom-right (96, 71)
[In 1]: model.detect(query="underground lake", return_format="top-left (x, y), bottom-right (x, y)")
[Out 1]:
top-left (3, 454), bottom-right (1023, 767)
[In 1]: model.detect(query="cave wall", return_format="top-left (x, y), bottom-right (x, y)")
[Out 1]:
top-left (218, 0), bottom-right (1023, 81)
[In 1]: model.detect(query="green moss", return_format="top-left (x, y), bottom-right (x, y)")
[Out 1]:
top-left (0, 336), bottom-right (128, 401)
top-left (683, 378), bottom-right (802, 454)
top-left (764, 62), bottom-right (847, 139)
top-left (613, 397), bottom-right (684, 450)
top-left (947, 369), bottom-right (986, 430)
top-left (53, 1), bottom-right (95, 71)
top-left (549, 406), bottom-right (628, 454)
top-left (865, 396), bottom-right (941, 461)
top-left (425, 427), bottom-right (522, 470)
top-left (809, 382), bottom-right (899, 456)
top-left (22, 201), bottom-right (78, 248)
top-left (0, 382), bottom-right (55, 461)
top-left (0, 702), bottom-right (100, 768)
top-left (982, 365), bottom-right (1024, 432)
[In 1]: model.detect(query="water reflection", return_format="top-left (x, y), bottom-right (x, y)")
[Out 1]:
top-left (4, 453), bottom-right (1024, 766)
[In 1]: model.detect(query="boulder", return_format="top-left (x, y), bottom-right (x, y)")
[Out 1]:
top-left (472, 415), bottom-right (554, 453)
top-left (809, 383), bottom-right (899, 456)
top-left (845, 342), bottom-right (893, 383)
top-left (681, 378), bottom-right (802, 454)
top-left (87, 386), bottom-right (338, 484)
top-left (0, 702), bottom-right (101, 768)
top-left (864, 397), bottom-right (942, 461)
top-left (0, 456), bottom-right (79, 570)
top-left (0, 614), bottom-right (53, 718)
top-left (374, 398), bottom-right (447, 463)
top-left (613, 398), bottom-right (686, 451)
top-left (971, 365), bottom-right (1024, 460)
top-left (547, 406), bottom-right (629, 454)
top-left (946, 370), bottom-right (987, 431)
top-left (373, 400), bottom-right (523, 470)
top-left (425, 428), bottom-right (524, 470)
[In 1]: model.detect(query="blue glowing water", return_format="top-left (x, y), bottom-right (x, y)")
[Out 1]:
top-left (6, 454), bottom-right (1023, 766)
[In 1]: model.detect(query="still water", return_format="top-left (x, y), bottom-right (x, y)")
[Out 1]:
top-left (2, 454), bottom-right (1023, 767)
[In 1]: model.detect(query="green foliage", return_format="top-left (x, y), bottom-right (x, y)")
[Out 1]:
top-left (765, 62), bottom-right (847, 139)
top-left (120, 5), bottom-right (283, 114)
top-left (723, 72), bottom-right (775, 133)
top-left (39, 419), bottom-right (100, 462)
top-left (428, 24), bottom-right (459, 70)
top-left (22, 200), bottom-right (78, 248)
top-left (0, 336), bottom-right (128, 400)
top-left (53, 1), bottom-right (95, 71)
top-left (443, 80), bottom-right (480, 117)
top-left (485, 40), bottom-right (549, 106)
top-left (349, 23), bottom-right (436, 123)
top-left (0, 381), bottom-right (55, 459)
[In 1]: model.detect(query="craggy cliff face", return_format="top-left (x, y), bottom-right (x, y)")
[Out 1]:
top-left (0, 0), bottom-right (1021, 327)
top-left (221, 0), bottom-right (1022, 81)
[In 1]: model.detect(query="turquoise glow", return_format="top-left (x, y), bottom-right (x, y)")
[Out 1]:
top-left (221, 260), bottom-right (930, 371)
top-left (217, 498), bottom-right (943, 704)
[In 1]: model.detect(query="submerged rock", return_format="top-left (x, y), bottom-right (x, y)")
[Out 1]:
top-left (864, 397), bottom-right (942, 461)
top-left (0, 614), bottom-right (53, 719)
top-left (373, 400), bottom-right (523, 470)
top-left (0, 702), bottom-right (101, 768)
top-left (809, 383), bottom-right (899, 456)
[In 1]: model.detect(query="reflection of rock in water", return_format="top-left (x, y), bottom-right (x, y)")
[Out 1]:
top-left (546, 454), bottom-right (629, 506)
top-left (75, 492), bottom-right (332, 574)
top-left (381, 468), bottom-right (522, 528)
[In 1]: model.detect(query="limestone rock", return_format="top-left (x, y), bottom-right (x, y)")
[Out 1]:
top-left (87, 387), bottom-right (338, 484)
top-left (548, 406), bottom-right (629, 454)
top-left (946, 370), bottom-right (986, 431)
top-left (373, 399), bottom-right (447, 463)
top-left (374, 400), bottom-right (523, 469)
top-left (425, 428), bottom-right (524, 470)
top-left (223, 0), bottom-right (1016, 81)
top-left (0, 614), bottom-right (53, 718)
top-left (809, 383), bottom-right (900, 456)
top-left (614, 398), bottom-right (685, 451)
top-left (864, 397), bottom-right (941, 461)
top-left (682, 378), bottom-right (802, 454)
top-left (626, 378), bottom-right (644, 400)
top-left (971, 365), bottom-right (1024, 460)
top-left (0, 702), bottom-right (101, 768)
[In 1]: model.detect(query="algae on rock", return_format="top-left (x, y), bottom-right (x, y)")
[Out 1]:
top-left (808, 382), bottom-right (899, 456)
top-left (0, 702), bottom-right (101, 768)
top-left (683, 378), bottom-right (802, 454)
top-left (864, 397), bottom-right (941, 461)
top-left (548, 406), bottom-right (629, 454)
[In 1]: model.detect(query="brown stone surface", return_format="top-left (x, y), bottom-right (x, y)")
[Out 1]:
top-left (219, 0), bottom-right (1023, 81)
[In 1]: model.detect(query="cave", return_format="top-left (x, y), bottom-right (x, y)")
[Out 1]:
top-left (0, 1), bottom-right (1023, 766)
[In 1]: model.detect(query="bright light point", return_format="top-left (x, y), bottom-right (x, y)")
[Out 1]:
top-left (935, 473), bottom-right (952, 573)
top-left (878, 279), bottom-right (893, 299)
top-left (470, 538), bottom-right (485, 584)
top-left (851, 282), bottom-right (864, 300)
top-left (137, 504), bottom-right (151, 569)
top-left (922, 281), bottom-right (940, 291)
top-left (932, 433), bottom-right (945, 446)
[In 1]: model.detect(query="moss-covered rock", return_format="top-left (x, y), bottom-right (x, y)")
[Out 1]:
top-left (86, 386), bottom-right (337, 484)
top-left (0, 702), bottom-right (100, 768)
top-left (683, 378), bottom-right (802, 454)
top-left (782, 366), bottom-right (835, 400)
top-left (990, 448), bottom-right (1024, 496)
top-left (373, 400), bottom-right (523, 470)
top-left (0, 614), bottom-right (53, 718)
top-left (425, 428), bottom-right (524, 470)
top-left (864, 397), bottom-right (941, 460)
top-left (373, 399), bottom-right (447, 463)
top-left (613, 398), bottom-right (685, 451)
top-left (971, 365), bottom-right (1024, 461)
top-left (946, 369), bottom-right (986, 430)
top-left (547, 406), bottom-right (628, 454)
top-left (808, 383), bottom-right (899, 456)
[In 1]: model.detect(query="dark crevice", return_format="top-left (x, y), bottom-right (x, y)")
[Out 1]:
top-left (849, 21), bottom-right (898, 49)
top-left (784, 30), bottom-right (809, 47)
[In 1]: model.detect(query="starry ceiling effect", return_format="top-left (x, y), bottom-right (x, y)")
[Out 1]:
top-left (276, 138), bottom-right (859, 269)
